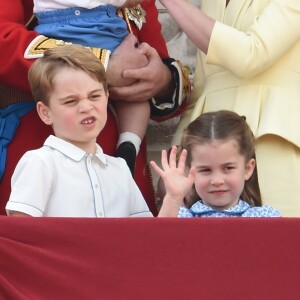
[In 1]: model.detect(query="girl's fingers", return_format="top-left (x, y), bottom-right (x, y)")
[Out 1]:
top-left (169, 145), bottom-right (178, 168)
top-left (188, 166), bottom-right (196, 183)
top-left (151, 146), bottom-right (190, 178)
top-left (150, 160), bottom-right (164, 177)
top-left (177, 149), bottom-right (187, 170)
top-left (161, 149), bottom-right (170, 170)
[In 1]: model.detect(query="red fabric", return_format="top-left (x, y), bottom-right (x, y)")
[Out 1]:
top-left (0, 217), bottom-right (300, 299)
top-left (138, 0), bottom-right (169, 59)
top-left (0, 0), bottom-right (38, 91)
top-left (0, 0), bottom-right (166, 216)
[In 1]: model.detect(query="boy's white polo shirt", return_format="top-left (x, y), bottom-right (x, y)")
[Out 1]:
top-left (6, 135), bottom-right (152, 217)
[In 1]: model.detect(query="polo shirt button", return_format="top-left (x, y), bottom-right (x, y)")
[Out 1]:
top-left (75, 10), bottom-right (80, 16)
top-left (98, 212), bottom-right (103, 217)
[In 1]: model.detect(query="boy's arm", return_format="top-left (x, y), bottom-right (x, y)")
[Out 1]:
top-left (7, 211), bottom-right (32, 217)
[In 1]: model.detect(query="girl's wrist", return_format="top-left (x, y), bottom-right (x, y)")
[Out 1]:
top-left (158, 194), bottom-right (183, 217)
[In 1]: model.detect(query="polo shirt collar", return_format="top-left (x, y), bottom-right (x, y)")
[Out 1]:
top-left (44, 135), bottom-right (107, 165)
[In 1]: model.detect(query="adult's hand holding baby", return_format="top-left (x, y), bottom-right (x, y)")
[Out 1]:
top-left (106, 33), bottom-right (148, 88)
top-left (108, 34), bottom-right (173, 103)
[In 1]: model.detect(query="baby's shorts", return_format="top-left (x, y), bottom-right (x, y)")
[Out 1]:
top-left (35, 5), bottom-right (128, 52)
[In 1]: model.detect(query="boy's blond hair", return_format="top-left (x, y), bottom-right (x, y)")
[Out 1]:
top-left (28, 44), bottom-right (107, 105)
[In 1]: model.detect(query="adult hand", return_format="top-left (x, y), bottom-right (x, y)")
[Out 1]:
top-left (108, 41), bottom-right (173, 103)
top-left (106, 34), bottom-right (148, 87)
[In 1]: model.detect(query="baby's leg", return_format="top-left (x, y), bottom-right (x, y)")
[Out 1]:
top-left (115, 100), bottom-right (150, 175)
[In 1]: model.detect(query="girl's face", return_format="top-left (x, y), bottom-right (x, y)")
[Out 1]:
top-left (37, 67), bottom-right (108, 153)
top-left (190, 139), bottom-right (255, 210)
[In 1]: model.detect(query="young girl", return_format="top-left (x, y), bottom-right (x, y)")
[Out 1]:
top-left (151, 110), bottom-right (281, 217)
top-left (31, 0), bottom-right (149, 175)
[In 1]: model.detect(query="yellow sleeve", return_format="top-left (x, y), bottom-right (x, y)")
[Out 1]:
top-left (206, 0), bottom-right (300, 78)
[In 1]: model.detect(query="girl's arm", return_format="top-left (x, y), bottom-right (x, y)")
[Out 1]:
top-left (150, 146), bottom-right (195, 217)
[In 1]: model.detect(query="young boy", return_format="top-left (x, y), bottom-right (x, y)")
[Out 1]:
top-left (32, 0), bottom-right (150, 175)
top-left (5, 44), bottom-right (152, 217)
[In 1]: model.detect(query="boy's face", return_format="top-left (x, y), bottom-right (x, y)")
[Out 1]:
top-left (37, 67), bottom-right (108, 153)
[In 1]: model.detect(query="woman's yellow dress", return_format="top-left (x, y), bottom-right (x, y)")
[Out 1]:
top-left (174, 0), bottom-right (300, 216)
